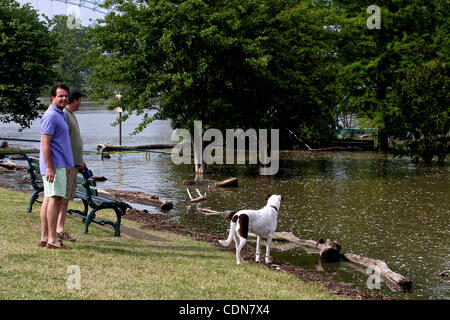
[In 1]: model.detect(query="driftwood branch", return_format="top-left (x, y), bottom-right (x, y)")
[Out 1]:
top-left (434, 270), bottom-right (450, 278)
top-left (186, 188), bottom-right (207, 203)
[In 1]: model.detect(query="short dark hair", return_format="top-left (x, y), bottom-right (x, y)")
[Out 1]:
top-left (68, 88), bottom-right (86, 103)
top-left (50, 83), bottom-right (69, 98)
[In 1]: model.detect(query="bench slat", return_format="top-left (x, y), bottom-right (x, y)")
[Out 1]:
top-left (76, 175), bottom-right (97, 187)
top-left (76, 185), bottom-right (98, 197)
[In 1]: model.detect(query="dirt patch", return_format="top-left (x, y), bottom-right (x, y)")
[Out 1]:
top-left (124, 208), bottom-right (388, 300)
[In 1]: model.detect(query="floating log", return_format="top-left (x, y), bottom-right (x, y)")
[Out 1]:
top-left (258, 232), bottom-right (341, 260)
top-left (0, 160), bottom-right (17, 170)
top-left (342, 253), bottom-right (412, 291)
top-left (180, 179), bottom-right (215, 186)
top-left (319, 239), bottom-right (342, 262)
top-left (247, 231), bottom-right (411, 291)
top-left (97, 143), bottom-right (176, 153)
top-left (98, 189), bottom-right (173, 211)
top-left (211, 177), bottom-right (238, 188)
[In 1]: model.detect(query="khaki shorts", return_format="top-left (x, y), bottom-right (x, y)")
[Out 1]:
top-left (63, 167), bottom-right (79, 202)
top-left (43, 167), bottom-right (67, 198)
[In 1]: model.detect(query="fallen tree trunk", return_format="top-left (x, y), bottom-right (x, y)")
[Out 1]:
top-left (98, 189), bottom-right (173, 211)
top-left (0, 160), bottom-right (17, 170)
top-left (253, 232), bottom-right (341, 261)
top-left (247, 231), bottom-right (411, 291)
top-left (343, 253), bottom-right (412, 291)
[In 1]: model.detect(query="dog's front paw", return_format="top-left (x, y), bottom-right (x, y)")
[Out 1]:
top-left (255, 255), bottom-right (260, 263)
top-left (265, 258), bottom-right (271, 264)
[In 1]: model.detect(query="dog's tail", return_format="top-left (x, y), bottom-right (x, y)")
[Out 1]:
top-left (219, 218), bottom-right (237, 247)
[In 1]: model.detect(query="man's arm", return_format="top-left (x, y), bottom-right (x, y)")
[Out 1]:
top-left (41, 134), bottom-right (55, 183)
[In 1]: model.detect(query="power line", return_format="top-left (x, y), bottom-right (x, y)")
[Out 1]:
top-left (51, 0), bottom-right (109, 14)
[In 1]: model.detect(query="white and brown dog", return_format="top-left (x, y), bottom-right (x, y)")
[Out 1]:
top-left (219, 194), bottom-right (282, 265)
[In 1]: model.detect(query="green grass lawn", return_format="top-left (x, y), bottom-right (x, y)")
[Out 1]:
top-left (0, 187), bottom-right (343, 300)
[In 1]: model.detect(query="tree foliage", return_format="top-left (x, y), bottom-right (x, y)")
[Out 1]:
top-left (0, 0), bottom-right (58, 128)
top-left (387, 60), bottom-right (449, 164)
top-left (86, 0), bottom-right (339, 147)
top-left (84, 0), bottom-right (449, 164)
top-left (333, 0), bottom-right (449, 151)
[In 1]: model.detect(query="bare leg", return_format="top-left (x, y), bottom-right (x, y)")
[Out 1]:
top-left (40, 197), bottom-right (49, 243)
top-left (57, 200), bottom-right (69, 234)
top-left (47, 197), bottom-right (62, 246)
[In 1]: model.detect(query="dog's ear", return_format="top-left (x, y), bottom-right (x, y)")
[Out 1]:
top-left (265, 194), bottom-right (272, 200)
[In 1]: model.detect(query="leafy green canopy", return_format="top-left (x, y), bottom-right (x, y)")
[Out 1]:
top-left (387, 60), bottom-right (449, 164)
top-left (333, 0), bottom-right (449, 149)
top-left (86, 0), bottom-right (339, 145)
top-left (0, 0), bottom-right (58, 128)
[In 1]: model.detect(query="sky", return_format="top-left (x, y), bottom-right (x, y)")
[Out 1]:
top-left (16, 0), bottom-right (107, 26)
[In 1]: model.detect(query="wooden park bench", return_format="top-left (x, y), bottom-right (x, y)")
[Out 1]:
top-left (19, 151), bottom-right (131, 237)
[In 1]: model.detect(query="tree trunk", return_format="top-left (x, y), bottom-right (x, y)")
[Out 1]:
top-left (378, 128), bottom-right (389, 151)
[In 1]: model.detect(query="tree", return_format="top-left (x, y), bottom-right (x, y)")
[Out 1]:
top-left (386, 60), bottom-right (449, 164)
top-left (50, 15), bottom-right (93, 92)
top-left (86, 0), bottom-right (340, 172)
top-left (333, 0), bottom-right (449, 150)
top-left (0, 0), bottom-right (58, 129)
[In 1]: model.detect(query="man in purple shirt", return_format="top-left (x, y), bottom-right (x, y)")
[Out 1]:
top-left (38, 84), bottom-right (74, 250)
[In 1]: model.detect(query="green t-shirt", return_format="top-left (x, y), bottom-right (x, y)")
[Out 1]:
top-left (64, 108), bottom-right (83, 166)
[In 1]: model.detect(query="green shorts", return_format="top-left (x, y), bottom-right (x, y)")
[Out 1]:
top-left (43, 167), bottom-right (67, 198)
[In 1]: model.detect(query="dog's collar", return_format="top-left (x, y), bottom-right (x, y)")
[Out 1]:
top-left (270, 205), bottom-right (279, 213)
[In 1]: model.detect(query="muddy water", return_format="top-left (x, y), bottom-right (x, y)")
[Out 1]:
top-left (1, 104), bottom-right (449, 300)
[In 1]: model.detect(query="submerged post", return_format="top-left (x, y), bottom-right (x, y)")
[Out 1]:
top-left (115, 92), bottom-right (123, 146)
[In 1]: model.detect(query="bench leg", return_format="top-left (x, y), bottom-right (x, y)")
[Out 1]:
top-left (27, 191), bottom-right (40, 213)
top-left (113, 208), bottom-right (123, 237)
top-left (83, 209), bottom-right (97, 235)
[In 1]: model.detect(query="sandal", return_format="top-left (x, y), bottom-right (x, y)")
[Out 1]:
top-left (38, 241), bottom-right (47, 247)
top-left (57, 231), bottom-right (77, 242)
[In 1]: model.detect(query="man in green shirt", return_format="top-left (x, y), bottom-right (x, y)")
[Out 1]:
top-left (57, 88), bottom-right (86, 242)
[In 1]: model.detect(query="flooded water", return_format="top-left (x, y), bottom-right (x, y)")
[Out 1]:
top-left (1, 103), bottom-right (449, 300)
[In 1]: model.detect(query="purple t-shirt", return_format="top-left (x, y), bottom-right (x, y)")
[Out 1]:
top-left (39, 105), bottom-right (74, 173)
